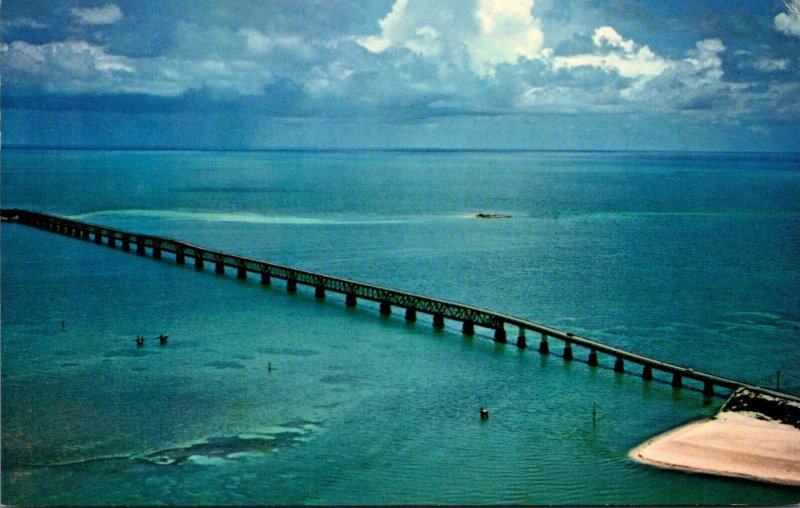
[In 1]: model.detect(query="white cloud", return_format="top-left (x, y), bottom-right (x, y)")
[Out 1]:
top-left (2, 40), bottom-right (187, 96)
top-left (5, 40), bottom-right (133, 76)
top-left (356, 0), bottom-right (544, 75)
top-left (592, 26), bottom-right (634, 53)
top-left (70, 4), bottom-right (123, 26)
top-left (551, 27), bottom-right (669, 80)
top-left (775, 12), bottom-right (800, 37)
top-left (775, 0), bottom-right (800, 37)
top-left (4, 1), bottom-right (795, 128)
top-left (753, 58), bottom-right (789, 72)
top-left (471, 0), bottom-right (544, 71)
top-left (6, 17), bottom-right (50, 29)
top-left (239, 28), bottom-right (312, 58)
top-left (686, 39), bottom-right (725, 79)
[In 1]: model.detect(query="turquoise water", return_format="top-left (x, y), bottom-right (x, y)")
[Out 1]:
top-left (2, 149), bottom-right (799, 505)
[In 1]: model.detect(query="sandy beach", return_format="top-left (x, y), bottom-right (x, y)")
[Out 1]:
top-left (629, 411), bottom-right (800, 486)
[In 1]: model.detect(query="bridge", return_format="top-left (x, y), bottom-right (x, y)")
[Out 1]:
top-left (3, 207), bottom-right (798, 403)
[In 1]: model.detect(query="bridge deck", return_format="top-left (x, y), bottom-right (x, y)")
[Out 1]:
top-left (3, 208), bottom-right (797, 403)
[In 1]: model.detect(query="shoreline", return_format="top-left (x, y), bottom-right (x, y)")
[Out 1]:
top-left (629, 411), bottom-right (800, 487)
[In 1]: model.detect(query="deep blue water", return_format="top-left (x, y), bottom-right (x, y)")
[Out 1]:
top-left (2, 149), bottom-right (799, 505)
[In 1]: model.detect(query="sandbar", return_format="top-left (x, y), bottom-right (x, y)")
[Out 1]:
top-left (629, 411), bottom-right (800, 486)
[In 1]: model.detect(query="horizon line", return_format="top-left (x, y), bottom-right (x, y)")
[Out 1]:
top-left (3, 145), bottom-right (800, 156)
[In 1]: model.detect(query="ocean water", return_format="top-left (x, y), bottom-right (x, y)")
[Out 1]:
top-left (1, 148), bottom-right (799, 505)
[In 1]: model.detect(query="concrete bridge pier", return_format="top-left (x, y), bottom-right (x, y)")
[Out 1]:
top-left (703, 381), bottom-right (715, 396)
top-left (136, 239), bottom-right (145, 255)
top-left (517, 328), bottom-right (527, 348)
top-left (563, 341), bottom-right (574, 360)
top-left (462, 320), bottom-right (475, 335)
top-left (216, 261), bottom-right (225, 274)
top-left (614, 357), bottom-right (625, 373)
top-left (237, 266), bottom-right (247, 280)
top-left (672, 373), bottom-right (683, 388)
top-left (261, 272), bottom-right (271, 285)
top-left (153, 246), bottom-right (162, 260)
top-left (405, 307), bottom-right (416, 321)
top-left (433, 312), bottom-right (445, 328)
top-left (82, 230), bottom-right (90, 241)
top-left (345, 293), bottom-right (357, 307)
top-left (94, 231), bottom-right (103, 244)
top-left (176, 251), bottom-right (185, 264)
top-left (538, 333), bottom-right (549, 354)
top-left (122, 236), bottom-right (131, 251)
top-left (195, 256), bottom-right (204, 270)
top-left (642, 365), bottom-right (653, 381)
top-left (107, 235), bottom-right (116, 248)
top-left (315, 286), bottom-right (325, 299)
top-left (380, 301), bottom-right (392, 315)
top-left (494, 324), bottom-right (507, 343)
top-left (287, 279), bottom-right (297, 292)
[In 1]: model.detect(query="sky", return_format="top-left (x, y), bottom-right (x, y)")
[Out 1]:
top-left (2, 0), bottom-right (800, 151)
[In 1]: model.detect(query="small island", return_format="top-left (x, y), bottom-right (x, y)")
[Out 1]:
top-left (474, 213), bottom-right (512, 219)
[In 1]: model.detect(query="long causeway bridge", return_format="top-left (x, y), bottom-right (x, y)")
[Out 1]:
top-left (3, 208), bottom-right (798, 403)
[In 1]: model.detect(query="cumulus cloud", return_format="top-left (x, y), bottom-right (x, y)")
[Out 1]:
top-left (71, 4), bottom-right (123, 26)
top-left (357, 0), bottom-right (544, 75)
top-left (775, 0), bottom-right (800, 37)
top-left (1, 21), bottom-right (321, 103)
top-left (4, 40), bottom-right (133, 79)
top-left (3, 1), bottom-right (797, 127)
top-left (552, 26), bottom-right (669, 80)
